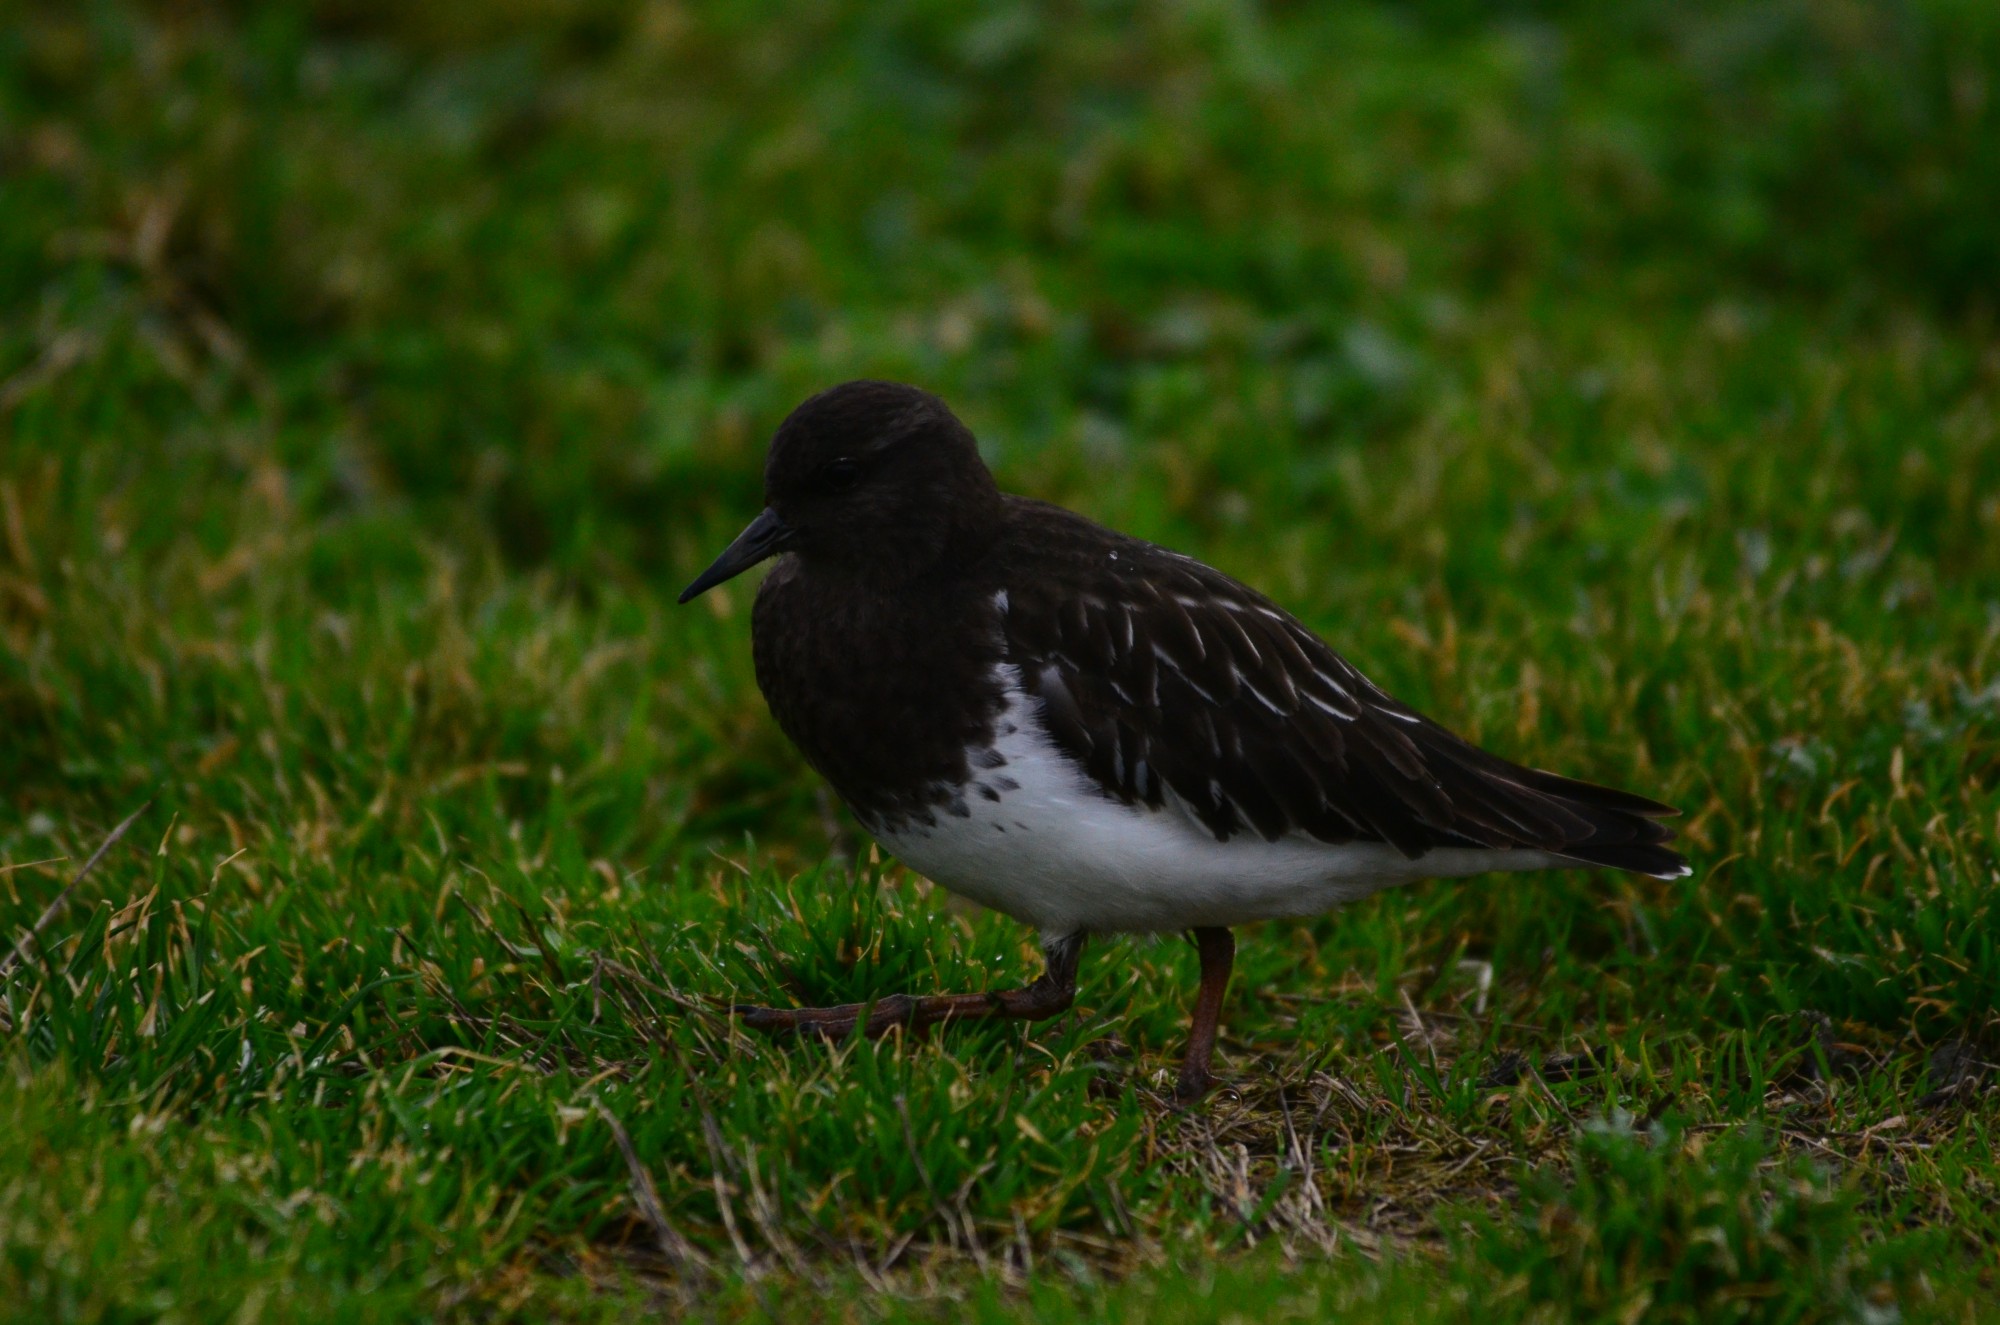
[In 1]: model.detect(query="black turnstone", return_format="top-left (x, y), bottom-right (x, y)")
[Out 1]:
top-left (680, 380), bottom-right (1688, 1101)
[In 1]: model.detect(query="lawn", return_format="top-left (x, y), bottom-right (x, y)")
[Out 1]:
top-left (3, 1), bottom-right (1999, 1320)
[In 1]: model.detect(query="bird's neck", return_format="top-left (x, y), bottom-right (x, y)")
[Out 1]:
top-left (818, 487), bottom-right (1005, 590)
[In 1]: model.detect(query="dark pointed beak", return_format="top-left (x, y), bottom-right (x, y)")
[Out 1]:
top-left (678, 507), bottom-right (794, 604)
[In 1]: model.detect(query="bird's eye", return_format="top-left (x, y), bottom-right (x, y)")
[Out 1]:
top-left (822, 458), bottom-right (862, 492)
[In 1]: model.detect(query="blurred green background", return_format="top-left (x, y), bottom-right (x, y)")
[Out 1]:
top-left (3, 2), bottom-right (1999, 1320)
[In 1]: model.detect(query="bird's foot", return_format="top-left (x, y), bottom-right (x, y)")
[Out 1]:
top-left (1172, 1063), bottom-right (1215, 1106)
top-left (729, 967), bottom-right (1078, 1043)
top-left (730, 994), bottom-right (926, 1039)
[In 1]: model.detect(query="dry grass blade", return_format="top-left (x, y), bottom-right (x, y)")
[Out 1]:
top-left (590, 1096), bottom-right (711, 1277)
top-left (0, 857), bottom-right (69, 878)
top-left (0, 801), bottom-right (151, 985)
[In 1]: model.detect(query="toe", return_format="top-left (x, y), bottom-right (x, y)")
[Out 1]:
top-left (861, 994), bottom-right (919, 1034)
top-left (732, 1004), bottom-right (794, 1033)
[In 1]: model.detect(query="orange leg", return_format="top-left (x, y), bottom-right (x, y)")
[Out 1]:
top-left (734, 933), bottom-right (1084, 1039)
top-left (1174, 927), bottom-right (1235, 1102)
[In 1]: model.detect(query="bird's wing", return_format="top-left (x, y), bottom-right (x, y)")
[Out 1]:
top-left (993, 505), bottom-right (1685, 877)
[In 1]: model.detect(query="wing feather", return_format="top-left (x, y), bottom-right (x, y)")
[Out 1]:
top-left (994, 499), bottom-right (1685, 875)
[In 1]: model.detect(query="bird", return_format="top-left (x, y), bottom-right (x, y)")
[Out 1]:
top-left (679, 380), bottom-right (1688, 1102)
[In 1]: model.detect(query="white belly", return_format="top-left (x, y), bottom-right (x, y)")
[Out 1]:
top-left (871, 670), bottom-right (1558, 938)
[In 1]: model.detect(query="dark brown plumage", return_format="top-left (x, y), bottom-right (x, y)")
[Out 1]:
top-left (680, 380), bottom-right (1688, 1100)
top-left (991, 498), bottom-right (1685, 877)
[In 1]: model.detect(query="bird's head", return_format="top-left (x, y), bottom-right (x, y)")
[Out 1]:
top-left (679, 381), bottom-right (1001, 603)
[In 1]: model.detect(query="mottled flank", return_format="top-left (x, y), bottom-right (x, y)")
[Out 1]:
top-left (874, 668), bottom-right (1570, 936)
top-left (992, 498), bottom-right (1688, 879)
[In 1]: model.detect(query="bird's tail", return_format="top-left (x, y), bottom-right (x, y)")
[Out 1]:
top-left (1515, 767), bottom-right (1691, 880)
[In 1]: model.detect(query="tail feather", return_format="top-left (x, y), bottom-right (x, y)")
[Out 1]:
top-left (1518, 766), bottom-right (1681, 820)
top-left (1524, 768), bottom-right (1690, 879)
top-left (1557, 840), bottom-right (1691, 880)
top-left (1415, 730), bottom-right (1691, 879)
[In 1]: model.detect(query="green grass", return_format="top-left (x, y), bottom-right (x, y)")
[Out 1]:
top-left (4, 0), bottom-right (1999, 1319)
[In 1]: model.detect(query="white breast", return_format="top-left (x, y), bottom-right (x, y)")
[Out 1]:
top-left (870, 666), bottom-right (1557, 939)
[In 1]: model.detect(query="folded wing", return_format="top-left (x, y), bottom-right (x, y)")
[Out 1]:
top-left (994, 502), bottom-right (1687, 880)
